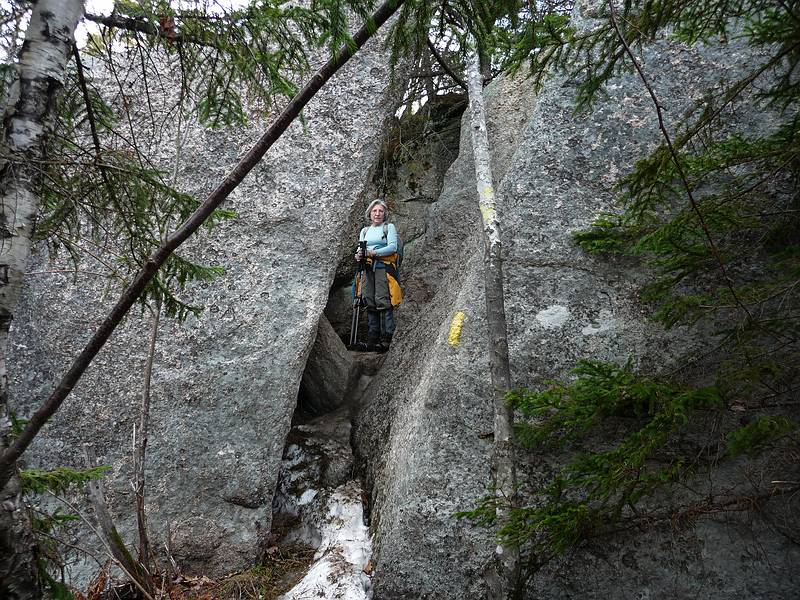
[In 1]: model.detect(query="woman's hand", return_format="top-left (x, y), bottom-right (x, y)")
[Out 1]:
top-left (355, 248), bottom-right (376, 260)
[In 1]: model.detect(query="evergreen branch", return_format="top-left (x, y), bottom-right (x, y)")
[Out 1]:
top-left (24, 268), bottom-right (112, 278)
top-left (498, 360), bottom-right (798, 555)
top-left (712, 152), bottom-right (800, 210)
top-left (84, 445), bottom-right (155, 598)
top-left (134, 35), bottom-right (158, 136)
top-left (673, 42), bottom-right (800, 150)
top-left (10, 156), bottom-right (171, 176)
top-left (20, 465), bottom-right (110, 495)
top-left (51, 231), bottom-right (123, 277)
top-left (44, 482), bottom-right (156, 600)
top-left (607, 0), bottom-right (753, 322)
top-left (29, 527), bottom-right (105, 568)
top-left (72, 46), bottom-right (118, 209)
top-left (595, 485), bottom-right (800, 537)
top-left (727, 416), bottom-right (798, 457)
top-left (103, 43), bottom-right (145, 170)
top-left (757, 394), bottom-right (800, 409)
top-left (704, 279), bottom-right (800, 312)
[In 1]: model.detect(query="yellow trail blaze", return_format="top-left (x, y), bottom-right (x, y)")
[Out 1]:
top-left (448, 311), bottom-right (466, 346)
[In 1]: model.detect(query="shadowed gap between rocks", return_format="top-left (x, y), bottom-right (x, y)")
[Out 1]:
top-left (268, 313), bottom-right (385, 598)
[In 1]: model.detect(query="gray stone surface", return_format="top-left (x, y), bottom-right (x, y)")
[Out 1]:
top-left (498, 19), bottom-right (800, 599)
top-left (7, 29), bottom-right (394, 582)
top-left (353, 20), bottom-right (798, 600)
top-left (353, 73), bottom-right (539, 600)
top-left (272, 407), bottom-right (355, 548)
top-left (325, 95), bottom-right (465, 340)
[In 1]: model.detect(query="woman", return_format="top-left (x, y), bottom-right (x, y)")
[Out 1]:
top-left (354, 198), bottom-right (402, 351)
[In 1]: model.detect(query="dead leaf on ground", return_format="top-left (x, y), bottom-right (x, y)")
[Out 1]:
top-left (84, 561), bottom-right (110, 600)
top-left (363, 560), bottom-right (374, 575)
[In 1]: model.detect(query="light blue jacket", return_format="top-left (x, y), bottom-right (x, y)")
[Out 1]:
top-left (360, 223), bottom-right (398, 257)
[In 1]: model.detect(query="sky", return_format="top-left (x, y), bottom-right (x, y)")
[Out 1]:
top-left (1, 0), bottom-right (249, 55)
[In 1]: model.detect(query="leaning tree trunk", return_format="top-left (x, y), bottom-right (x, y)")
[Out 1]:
top-left (0, 2), bottom-right (84, 598)
top-left (466, 52), bottom-right (520, 599)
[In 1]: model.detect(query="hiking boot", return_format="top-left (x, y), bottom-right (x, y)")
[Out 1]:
top-left (379, 334), bottom-right (392, 353)
top-left (366, 333), bottom-right (381, 352)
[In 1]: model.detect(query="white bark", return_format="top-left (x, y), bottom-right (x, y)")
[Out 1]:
top-left (0, 0), bottom-right (84, 321)
top-left (0, 0), bottom-right (85, 433)
top-left (0, 2), bottom-right (84, 598)
top-left (466, 52), bottom-right (520, 599)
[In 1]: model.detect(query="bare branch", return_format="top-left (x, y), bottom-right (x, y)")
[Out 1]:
top-left (84, 445), bottom-right (155, 599)
top-left (72, 46), bottom-right (119, 208)
top-left (84, 12), bottom-right (216, 48)
top-left (134, 304), bottom-right (160, 567)
top-left (426, 38), bottom-right (466, 90)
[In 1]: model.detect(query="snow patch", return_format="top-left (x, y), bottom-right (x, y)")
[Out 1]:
top-left (279, 481), bottom-right (372, 600)
top-left (298, 489), bottom-right (318, 505)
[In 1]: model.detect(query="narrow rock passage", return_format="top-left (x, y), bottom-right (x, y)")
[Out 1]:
top-left (272, 353), bottom-right (384, 599)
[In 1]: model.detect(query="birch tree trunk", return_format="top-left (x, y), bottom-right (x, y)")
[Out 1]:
top-left (466, 52), bottom-right (520, 599)
top-left (0, 2), bottom-right (84, 598)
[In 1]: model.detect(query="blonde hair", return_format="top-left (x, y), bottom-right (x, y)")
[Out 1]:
top-left (365, 198), bottom-right (389, 222)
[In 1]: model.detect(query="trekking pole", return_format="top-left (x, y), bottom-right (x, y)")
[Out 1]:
top-left (349, 241), bottom-right (367, 348)
top-left (349, 283), bottom-right (361, 347)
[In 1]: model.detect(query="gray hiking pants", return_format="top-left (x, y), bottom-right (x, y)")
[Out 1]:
top-left (364, 266), bottom-right (395, 338)
top-left (364, 266), bottom-right (391, 311)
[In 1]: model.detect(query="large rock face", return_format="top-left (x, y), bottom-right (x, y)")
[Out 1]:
top-left (7, 31), bottom-right (393, 581)
top-left (325, 94), bottom-right (465, 340)
top-left (354, 14), bottom-right (798, 600)
top-left (297, 315), bottom-right (355, 420)
top-left (8, 4), bottom-right (799, 598)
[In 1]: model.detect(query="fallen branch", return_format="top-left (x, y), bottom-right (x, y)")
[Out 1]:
top-left (426, 38), bottom-right (467, 90)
